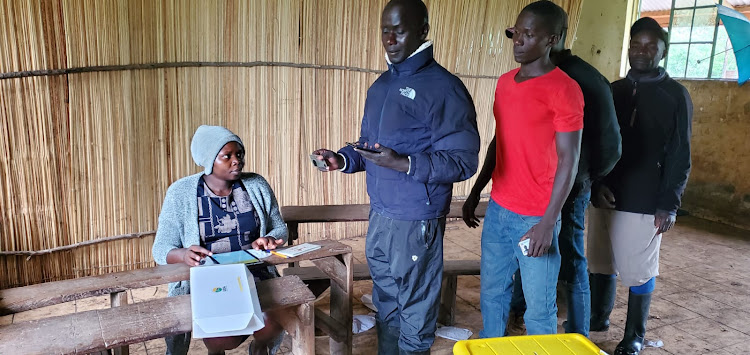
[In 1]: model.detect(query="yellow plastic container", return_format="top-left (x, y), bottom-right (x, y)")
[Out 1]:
top-left (453, 334), bottom-right (607, 355)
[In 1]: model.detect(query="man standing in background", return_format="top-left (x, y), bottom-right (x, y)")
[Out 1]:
top-left (587, 17), bottom-right (692, 355)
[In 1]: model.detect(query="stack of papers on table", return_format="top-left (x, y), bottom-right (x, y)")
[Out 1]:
top-left (276, 243), bottom-right (322, 257)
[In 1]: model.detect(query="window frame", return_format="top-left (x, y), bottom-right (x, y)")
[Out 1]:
top-left (663, 0), bottom-right (724, 79)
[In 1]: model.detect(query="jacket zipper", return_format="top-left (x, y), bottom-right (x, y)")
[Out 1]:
top-left (374, 85), bottom-right (389, 196)
top-left (630, 81), bottom-right (638, 127)
top-left (378, 76), bottom-right (432, 207)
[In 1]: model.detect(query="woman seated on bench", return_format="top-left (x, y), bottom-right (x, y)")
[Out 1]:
top-left (152, 125), bottom-right (288, 355)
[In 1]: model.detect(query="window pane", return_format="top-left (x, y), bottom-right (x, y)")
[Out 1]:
top-left (686, 43), bottom-right (712, 78)
top-left (675, 0), bottom-right (696, 9)
top-left (695, 0), bottom-right (717, 6)
top-left (711, 26), bottom-right (728, 78)
top-left (671, 9), bottom-right (694, 43)
top-left (666, 43), bottom-right (689, 77)
top-left (691, 7), bottom-right (718, 42)
top-left (710, 25), bottom-right (739, 79)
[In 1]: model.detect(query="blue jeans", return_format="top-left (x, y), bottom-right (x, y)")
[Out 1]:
top-left (559, 183), bottom-right (592, 335)
top-left (366, 210), bottom-right (445, 353)
top-left (508, 183), bottom-right (592, 335)
top-left (480, 200), bottom-right (561, 337)
top-left (509, 270), bottom-right (526, 314)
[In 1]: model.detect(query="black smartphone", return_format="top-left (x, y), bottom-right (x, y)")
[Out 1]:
top-left (346, 142), bottom-right (380, 153)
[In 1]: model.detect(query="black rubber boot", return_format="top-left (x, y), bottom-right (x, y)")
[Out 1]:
top-left (614, 291), bottom-right (652, 355)
top-left (589, 273), bottom-right (617, 332)
top-left (376, 321), bottom-right (401, 355)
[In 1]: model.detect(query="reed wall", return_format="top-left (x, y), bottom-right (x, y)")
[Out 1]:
top-left (0, 0), bottom-right (583, 288)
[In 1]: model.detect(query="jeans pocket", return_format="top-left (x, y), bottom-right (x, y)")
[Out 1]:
top-left (517, 213), bottom-right (542, 227)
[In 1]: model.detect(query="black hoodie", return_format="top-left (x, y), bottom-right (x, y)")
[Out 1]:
top-left (602, 68), bottom-right (693, 215)
top-left (556, 51), bottom-right (622, 188)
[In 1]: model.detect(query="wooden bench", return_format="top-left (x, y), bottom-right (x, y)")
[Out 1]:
top-left (280, 200), bottom-right (488, 325)
top-left (284, 259), bottom-right (480, 325)
top-left (0, 239), bottom-right (355, 355)
top-left (0, 275), bottom-right (315, 355)
top-left (0, 262), bottom-right (190, 316)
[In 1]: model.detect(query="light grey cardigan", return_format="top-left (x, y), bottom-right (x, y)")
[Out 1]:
top-left (152, 172), bottom-right (288, 296)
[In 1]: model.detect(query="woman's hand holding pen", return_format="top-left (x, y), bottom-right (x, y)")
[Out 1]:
top-left (182, 245), bottom-right (213, 267)
top-left (253, 236), bottom-right (284, 251)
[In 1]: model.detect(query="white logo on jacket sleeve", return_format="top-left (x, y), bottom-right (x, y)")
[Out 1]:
top-left (399, 87), bottom-right (416, 100)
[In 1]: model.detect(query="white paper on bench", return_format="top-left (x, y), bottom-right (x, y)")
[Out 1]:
top-left (190, 264), bottom-right (265, 338)
top-left (277, 243), bottom-right (322, 257)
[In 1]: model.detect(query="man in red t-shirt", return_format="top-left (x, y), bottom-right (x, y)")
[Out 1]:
top-left (464, 1), bottom-right (583, 337)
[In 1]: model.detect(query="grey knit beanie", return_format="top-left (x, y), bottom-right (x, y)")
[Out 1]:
top-left (190, 125), bottom-right (244, 175)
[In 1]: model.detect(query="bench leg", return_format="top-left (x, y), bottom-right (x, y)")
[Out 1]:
top-left (310, 253), bottom-right (353, 355)
top-left (327, 254), bottom-right (353, 355)
top-left (277, 302), bottom-right (314, 355)
top-left (438, 275), bottom-right (457, 326)
top-left (110, 291), bottom-right (130, 355)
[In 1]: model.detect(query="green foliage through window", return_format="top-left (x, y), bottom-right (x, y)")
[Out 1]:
top-left (651, 0), bottom-right (740, 80)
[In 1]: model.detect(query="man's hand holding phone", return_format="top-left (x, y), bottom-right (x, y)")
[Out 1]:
top-left (346, 141), bottom-right (381, 153)
top-left (355, 143), bottom-right (410, 173)
top-left (520, 221), bottom-right (555, 257)
top-left (311, 142), bottom-right (408, 173)
top-left (311, 149), bottom-right (344, 171)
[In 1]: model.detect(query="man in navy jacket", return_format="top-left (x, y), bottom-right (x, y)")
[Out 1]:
top-left (313, 1), bottom-right (479, 353)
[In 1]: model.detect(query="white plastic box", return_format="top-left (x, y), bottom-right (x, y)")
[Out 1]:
top-left (189, 263), bottom-right (265, 338)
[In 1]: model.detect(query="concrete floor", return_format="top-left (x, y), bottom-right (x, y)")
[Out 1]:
top-left (2, 215), bottom-right (749, 354)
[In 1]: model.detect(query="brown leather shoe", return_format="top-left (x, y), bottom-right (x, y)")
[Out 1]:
top-left (505, 310), bottom-right (527, 336)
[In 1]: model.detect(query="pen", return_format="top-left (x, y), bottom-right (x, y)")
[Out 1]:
top-left (269, 250), bottom-right (288, 259)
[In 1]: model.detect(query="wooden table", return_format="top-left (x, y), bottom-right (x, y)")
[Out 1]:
top-left (259, 239), bottom-right (354, 355)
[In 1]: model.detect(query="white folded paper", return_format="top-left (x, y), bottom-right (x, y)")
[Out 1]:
top-left (352, 315), bottom-right (376, 334)
top-left (435, 326), bottom-right (473, 341)
top-left (361, 293), bottom-right (378, 312)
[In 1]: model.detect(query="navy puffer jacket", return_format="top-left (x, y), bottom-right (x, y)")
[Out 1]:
top-left (338, 46), bottom-right (480, 221)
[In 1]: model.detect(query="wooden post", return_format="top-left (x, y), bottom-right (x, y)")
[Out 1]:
top-left (276, 302), bottom-right (315, 355)
top-left (110, 291), bottom-right (130, 355)
top-left (328, 253), bottom-right (353, 355)
top-left (287, 222), bottom-right (299, 268)
top-left (291, 303), bottom-right (314, 355)
top-left (438, 275), bottom-right (457, 326)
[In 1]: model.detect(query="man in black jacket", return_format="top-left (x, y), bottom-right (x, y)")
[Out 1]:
top-left (587, 17), bottom-right (692, 355)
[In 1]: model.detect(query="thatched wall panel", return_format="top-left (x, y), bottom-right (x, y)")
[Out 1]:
top-left (1, 0), bottom-right (584, 287)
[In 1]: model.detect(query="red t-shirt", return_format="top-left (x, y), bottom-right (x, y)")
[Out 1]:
top-left (491, 67), bottom-right (584, 216)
